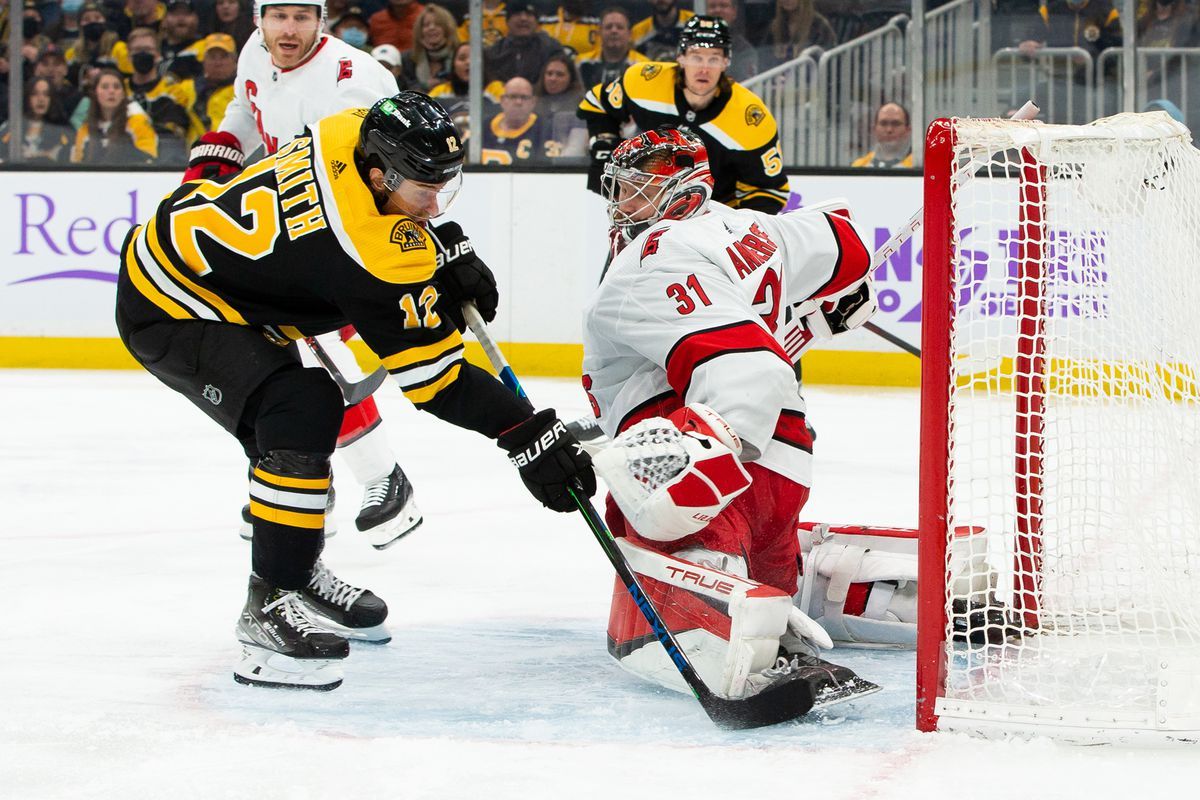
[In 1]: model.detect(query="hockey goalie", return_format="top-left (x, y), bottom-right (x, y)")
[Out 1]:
top-left (582, 128), bottom-right (904, 703)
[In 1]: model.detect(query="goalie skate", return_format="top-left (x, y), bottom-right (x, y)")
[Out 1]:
top-left (234, 574), bottom-right (349, 691)
top-left (747, 652), bottom-right (882, 711)
top-left (298, 560), bottom-right (391, 643)
top-left (355, 464), bottom-right (423, 549)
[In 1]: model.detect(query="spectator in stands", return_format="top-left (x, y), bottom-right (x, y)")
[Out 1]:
top-left (705, 0), bottom-right (758, 81)
top-left (851, 101), bottom-right (912, 168)
top-left (324, 0), bottom-right (350, 31)
top-left (399, 3), bottom-right (458, 90)
top-left (430, 40), bottom-right (502, 142)
top-left (54, 0), bottom-right (87, 52)
top-left (1137, 0), bottom-right (1198, 47)
top-left (484, 2), bottom-right (564, 84)
top-left (160, 0), bottom-right (204, 78)
top-left (0, 76), bottom-right (74, 164)
top-left (372, 43), bottom-right (406, 87)
top-left (205, 0), bottom-right (254, 49)
top-left (457, 0), bottom-right (506, 48)
top-left (632, 0), bottom-right (694, 62)
top-left (34, 51), bottom-right (85, 119)
top-left (535, 49), bottom-right (586, 157)
top-left (66, 1), bottom-right (120, 82)
top-left (114, 0), bottom-right (168, 41)
top-left (815, 0), bottom-right (903, 44)
top-left (125, 26), bottom-right (201, 164)
top-left (577, 6), bottom-right (646, 89)
top-left (482, 74), bottom-right (553, 164)
top-left (368, 0), bottom-right (425, 53)
top-left (331, 6), bottom-right (371, 50)
top-left (766, 0), bottom-right (836, 69)
top-left (72, 66), bottom-right (159, 163)
top-left (1015, 1), bottom-right (1122, 61)
top-left (541, 0), bottom-right (598, 56)
top-left (19, 0), bottom-right (56, 62)
top-left (191, 32), bottom-right (237, 132)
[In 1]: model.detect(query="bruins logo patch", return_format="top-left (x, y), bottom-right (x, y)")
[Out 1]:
top-left (745, 104), bottom-right (766, 127)
top-left (640, 64), bottom-right (662, 81)
top-left (389, 220), bottom-right (426, 251)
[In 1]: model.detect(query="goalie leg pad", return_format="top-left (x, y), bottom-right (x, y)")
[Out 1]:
top-left (607, 539), bottom-right (795, 699)
top-left (796, 523), bottom-right (919, 648)
top-left (594, 404), bottom-right (752, 542)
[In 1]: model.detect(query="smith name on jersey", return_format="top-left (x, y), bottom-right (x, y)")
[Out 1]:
top-left (118, 107), bottom-right (478, 418)
top-left (582, 202), bottom-right (871, 487)
top-left (578, 62), bottom-right (789, 214)
top-left (220, 30), bottom-right (399, 155)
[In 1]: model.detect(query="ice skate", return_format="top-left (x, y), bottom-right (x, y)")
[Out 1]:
top-left (355, 464), bottom-right (422, 549)
top-left (299, 559), bottom-right (391, 643)
top-left (234, 574), bottom-right (349, 691)
top-left (240, 486), bottom-right (337, 541)
top-left (746, 652), bottom-right (881, 710)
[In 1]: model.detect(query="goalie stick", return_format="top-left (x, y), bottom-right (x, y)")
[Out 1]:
top-left (462, 302), bottom-right (877, 729)
top-left (303, 336), bottom-right (388, 406)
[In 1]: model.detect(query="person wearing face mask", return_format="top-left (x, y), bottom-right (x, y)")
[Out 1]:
top-left (65, 1), bottom-right (120, 82)
top-left (398, 3), bottom-right (457, 91)
top-left (125, 26), bottom-right (203, 163)
top-left (330, 5), bottom-right (370, 50)
top-left (189, 0), bottom-right (429, 561)
top-left (19, 0), bottom-right (57, 63)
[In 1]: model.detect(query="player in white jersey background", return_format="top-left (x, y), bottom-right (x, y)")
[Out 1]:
top-left (184, 0), bottom-right (421, 550)
top-left (581, 129), bottom-right (905, 700)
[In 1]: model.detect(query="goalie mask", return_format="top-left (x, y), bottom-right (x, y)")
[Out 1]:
top-left (601, 128), bottom-right (714, 241)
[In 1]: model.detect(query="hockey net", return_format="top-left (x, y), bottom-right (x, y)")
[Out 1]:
top-left (917, 112), bottom-right (1200, 743)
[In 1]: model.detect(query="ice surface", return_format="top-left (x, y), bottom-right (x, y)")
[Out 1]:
top-left (3, 371), bottom-right (1197, 799)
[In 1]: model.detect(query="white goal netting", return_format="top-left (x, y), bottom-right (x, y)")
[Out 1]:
top-left (926, 112), bottom-right (1200, 742)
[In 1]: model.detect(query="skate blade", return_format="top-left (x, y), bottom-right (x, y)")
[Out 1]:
top-left (234, 644), bottom-right (344, 690)
top-left (359, 503), bottom-right (423, 549)
top-left (298, 610), bottom-right (392, 644)
top-left (811, 676), bottom-right (882, 710)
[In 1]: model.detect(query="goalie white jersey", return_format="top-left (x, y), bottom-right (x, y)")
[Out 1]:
top-left (582, 201), bottom-right (872, 486)
top-left (220, 30), bottom-right (399, 155)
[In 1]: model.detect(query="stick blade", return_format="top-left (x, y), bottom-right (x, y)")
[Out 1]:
top-left (343, 366), bottom-right (388, 405)
top-left (701, 671), bottom-right (816, 730)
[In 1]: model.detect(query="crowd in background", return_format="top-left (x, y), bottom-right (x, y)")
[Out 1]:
top-left (1, 1), bottom-right (1199, 167)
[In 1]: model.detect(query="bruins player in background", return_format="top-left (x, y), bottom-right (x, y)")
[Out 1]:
top-left (115, 92), bottom-right (596, 691)
top-left (578, 15), bottom-right (789, 226)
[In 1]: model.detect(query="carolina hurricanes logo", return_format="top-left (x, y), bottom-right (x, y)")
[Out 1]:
top-left (337, 58), bottom-right (353, 83)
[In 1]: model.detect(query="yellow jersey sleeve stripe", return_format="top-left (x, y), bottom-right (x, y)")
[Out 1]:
top-left (403, 363), bottom-right (461, 405)
top-left (380, 330), bottom-right (464, 371)
top-left (252, 467), bottom-right (331, 491)
top-left (249, 501), bottom-right (325, 530)
top-left (146, 214), bottom-right (249, 325)
top-left (124, 226), bottom-right (192, 320)
top-left (278, 325), bottom-right (304, 340)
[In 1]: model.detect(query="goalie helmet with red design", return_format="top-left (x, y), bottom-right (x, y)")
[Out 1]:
top-left (601, 128), bottom-right (714, 241)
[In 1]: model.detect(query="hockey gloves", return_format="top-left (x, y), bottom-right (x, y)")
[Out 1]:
top-left (182, 131), bottom-right (244, 183)
top-left (586, 133), bottom-right (618, 195)
top-left (498, 409), bottom-right (596, 513)
top-left (430, 221), bottom-right (500, 332)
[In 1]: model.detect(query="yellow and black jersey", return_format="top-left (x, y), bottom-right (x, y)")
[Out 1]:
top-left (578, 62), bottom-right (789, 214)
top-left (480, 113), bottom-right (561, 165)
top-left (116, 107), bottom-right (527, 435)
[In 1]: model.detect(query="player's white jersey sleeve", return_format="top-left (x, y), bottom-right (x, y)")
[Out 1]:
top-left (221, 31), bottom-right (398, 154)
top-left (583, 202), bottom-right (872, 477)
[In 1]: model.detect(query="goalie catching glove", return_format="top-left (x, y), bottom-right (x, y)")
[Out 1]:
top-left (182, 131), bottom-right (244, 183)
top-left (498, 409), bottom-right (596, 512)
top-left (594, 404), bottom-right (752, 541)
top-left (430, 221), bottom-right (499, 332)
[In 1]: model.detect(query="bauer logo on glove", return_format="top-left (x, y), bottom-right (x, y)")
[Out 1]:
top-left (595, 403), bottom-right (752, 541)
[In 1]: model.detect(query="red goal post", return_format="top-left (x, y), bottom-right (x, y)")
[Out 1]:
top-left (917, 113), bottom-right (1200, 744)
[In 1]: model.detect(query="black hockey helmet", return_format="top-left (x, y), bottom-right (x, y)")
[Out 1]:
top-left (357, 91), bottom-right (464, 189)
top-left (678, 15), bottom-right (732, 57)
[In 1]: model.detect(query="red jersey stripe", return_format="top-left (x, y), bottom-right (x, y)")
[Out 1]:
top-left (665, 321), bottom-right (791, 398)
top-left (814, 212), bottom-right (872, 299)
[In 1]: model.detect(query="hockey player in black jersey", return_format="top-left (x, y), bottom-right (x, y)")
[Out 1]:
top-left (115, 91), bottom-right (596, 691)
top-left (578, 15), bottom-right (790, 215)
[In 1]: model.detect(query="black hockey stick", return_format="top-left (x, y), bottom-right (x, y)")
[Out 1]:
top-left (303, 336), bottom-right (388, 406)
top-left (462, 303), bottom-right (825, 730)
